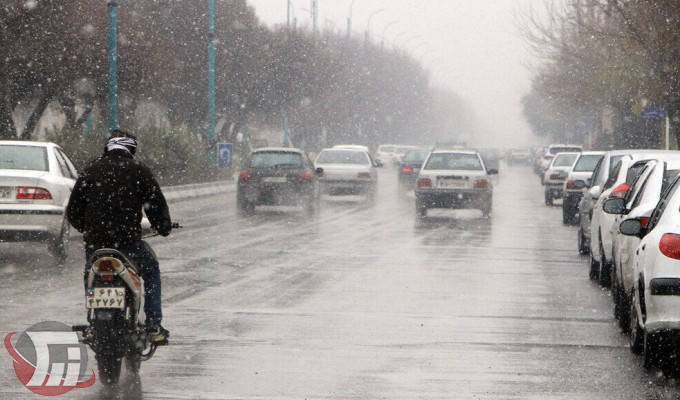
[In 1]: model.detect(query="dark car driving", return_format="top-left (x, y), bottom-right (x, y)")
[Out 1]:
top-left (237, 147), bottom-right (322, 216)
top-left (398, 148), bottom-right (429, 190)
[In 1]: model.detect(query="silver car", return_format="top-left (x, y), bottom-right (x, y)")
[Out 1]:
top-left (315, 148), bottom-right (379, 203)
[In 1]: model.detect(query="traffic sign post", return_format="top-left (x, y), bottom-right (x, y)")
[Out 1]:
top-left (217, 143), bottom-right (233, 168)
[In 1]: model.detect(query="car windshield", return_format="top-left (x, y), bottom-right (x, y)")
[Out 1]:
top-left (662, 169), bottom-right (680, 193)
top-left (316, 150), bottom-right (369, 165)
top-left (394, 146), bottom-right (414, 155)
top-left (0, 145), bottom-right (48, 171)
top-left (403, 149), bottom-right (427, 162)
top-left (378, 146), bottom-right (395, 153)
top-left (424, 153), bottom-right (483, 170)
top-left (552, 153), bottom-right (578, 167)
top-left (573, 154), bottom-right (603, 172)
top-left (248, 152), bottom-right (303, 168)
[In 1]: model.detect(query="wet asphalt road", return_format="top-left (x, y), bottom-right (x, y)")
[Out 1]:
top-left (2, 162), bottom-right (680, 399)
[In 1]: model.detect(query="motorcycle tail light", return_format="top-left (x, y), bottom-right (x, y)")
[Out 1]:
top-left (98, 259), bottom-right (117, 273)
top-left (659, 233), bottom-right (680, 260)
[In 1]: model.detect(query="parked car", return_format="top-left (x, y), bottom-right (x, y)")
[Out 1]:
top-left (507, 148), bottom-right (532, 165)
top-left (0, 141), bottom-right (78, 262)
top-left (589, 150), bottom-right (680, 286)
top-left (398, 148), bottom-right (429, 191)
top-left (618, 174), bottom-right (680, 369)
top-left (562, 151), bottom-right (605, 224)
top-left (538, 144), bottom-right (583, 178)
top-left (543, 152), bottom-right (580, 206)
top-left (414, 150), bottom-right (497, 219)
top-left (236, 147), bottom-right (322, 216)
top-left (375, 144), bottom-right (396, 166)
top-left (603, 157), bottom-right (680, 332)
top-left (315, 147), bottom-right (379, 203)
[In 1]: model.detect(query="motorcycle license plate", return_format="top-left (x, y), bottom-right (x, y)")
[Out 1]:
top-left (86, 287), bottom-right (125, 309)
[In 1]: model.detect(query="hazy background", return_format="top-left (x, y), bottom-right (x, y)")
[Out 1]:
top-left (246, 0), bottom-right (542, 148)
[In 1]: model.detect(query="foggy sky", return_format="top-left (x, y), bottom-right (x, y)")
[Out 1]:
top-left (246, 0), bottom-right (543, 148)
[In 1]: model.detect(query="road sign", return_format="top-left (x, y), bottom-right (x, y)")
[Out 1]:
top-left (217, 143), bottom-right (233, 168)
top-left (641, 107), bottom-right (667, 119)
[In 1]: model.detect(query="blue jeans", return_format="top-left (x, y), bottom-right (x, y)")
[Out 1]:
top-left (85, 241), bottom-right (163, 326)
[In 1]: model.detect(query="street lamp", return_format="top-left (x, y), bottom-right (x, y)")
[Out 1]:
top-left (380, 20), bottom-right (399, 47)
top-left (347, 0), bottom-right (357, 36)
top-left (364, 8), bottom-right (386, 46)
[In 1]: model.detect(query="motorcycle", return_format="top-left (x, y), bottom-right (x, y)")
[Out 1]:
top-left (72, 224), bottom-right (179, 385)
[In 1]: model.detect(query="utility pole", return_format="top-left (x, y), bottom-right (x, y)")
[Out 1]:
top-left (311, 0), bottom-right (318, 33)
top-left (107, 0), bottom-right (118, 133)
top-left (207, 0), bottom-right (216, 143)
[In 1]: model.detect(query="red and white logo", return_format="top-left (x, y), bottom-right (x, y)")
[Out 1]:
top-left (4, 321), bottom-right (95, 396)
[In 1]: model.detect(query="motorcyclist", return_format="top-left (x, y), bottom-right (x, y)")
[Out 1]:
top-left (66, 130), bottom-right (172, 343)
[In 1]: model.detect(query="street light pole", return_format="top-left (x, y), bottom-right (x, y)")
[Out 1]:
top-left (364, 8), bottom-right (385, 46)
top-left (107, 0), bottom-right (118, 133)
top-left (347, 0), bottom-right (357, 37)
top-left (380, 20), bottom-right (398, 47)
top-left (207, 0), bottom-right (216, 143)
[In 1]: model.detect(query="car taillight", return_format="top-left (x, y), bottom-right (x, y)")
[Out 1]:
top-left (357, 172), bottom-right (371, 179)
top-left (401, 167), bottom-right (412, 173)
top-left (417, 178), bottom-right (432, 187)
top-left (474, 179), bottom-right (489, 188)
top-left (639, 217), bottom-right (650, 228)
top-left (565, 180), bottom-right (578, 189)
top-left (16, 187), bottom-right (52, 200)
top-left (610, 183), bottom-right (629, 198)
top-left (239, 170), bottom-right (250, 180)
top-left (659, 233), bottom-right (680, 260)
top-left (298, 171), bottom-right (313, 181)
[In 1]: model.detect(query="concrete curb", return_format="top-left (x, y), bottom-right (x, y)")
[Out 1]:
top-left (162, 180), bottom-right (235, 202)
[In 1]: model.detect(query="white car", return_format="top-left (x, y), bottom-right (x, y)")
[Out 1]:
top-left (414, 150), bottom-right (495, 219)
top-left (375, 144), bottom-right (396, 166)
top-left (602, 157), bottom-right (680, 332)
top-left (543, 152), bottom-right (580, 206)
top-left (0, 141), bottom-right (78, 262)
top-left (618, 174), bottom-right (680, 369)
top-left (538, 144), bottom-right (582, 179)
top-left (315, 148), bottom-right (379, 202)
top-left (561, 151), bottom-right (604, 225)
top-left (589, 150), bottom-right (680, 286)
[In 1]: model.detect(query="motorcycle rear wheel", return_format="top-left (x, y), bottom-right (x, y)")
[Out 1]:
top-left (94, 314), bottom-right (125, 385)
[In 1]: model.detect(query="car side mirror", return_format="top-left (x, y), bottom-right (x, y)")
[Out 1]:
top-left (488, 168), bottom-right (498, 175)
top-left (315, 167), bottom-right (324, 174)
top-left (603, 197), bottom-right (626, 214)
top-left (619, 218), bottom-right (645, 237)
top-left (588, 185), bottom-right (601, 200)
top-left (375, 160), bottom-right (384, 168)
top-left (572, 180), bottom-right (586, 189)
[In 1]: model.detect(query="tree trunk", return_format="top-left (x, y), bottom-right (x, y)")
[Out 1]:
top-left (0, 97), bottom-right (17, 139)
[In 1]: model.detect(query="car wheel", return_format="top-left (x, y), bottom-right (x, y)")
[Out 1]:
top-left (48, 220), bottom-right (69, 265)
top-left (643, 331), bottom-right (668, 370)
top-left (577, 229), bottom-right (589, 255)
top-left (589, 252), bottom-right (600, 280)
top-left (618, 285), bottom-right (630, 333)
top-left (599, 256), bottom-right (612, 288)
top-left (304, 195), bottom-right (317, 217)
top-left (544, 190), bottom-right (553, 206)
top-left (415, 200), bottom-right (427, 220)
top-left (629, 290), bottom-right (644, 354)
top-left (237, 196), bottom-right (255, 217)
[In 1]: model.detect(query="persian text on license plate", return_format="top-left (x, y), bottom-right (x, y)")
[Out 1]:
top-left (262, 177), bottom-right (288, 183)
top-left (438, 179), bottom-right (465, 188)
top-left (86, 287), bottom-right (125, 309)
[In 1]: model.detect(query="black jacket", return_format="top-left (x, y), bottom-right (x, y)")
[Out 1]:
top-left (67, 149), bottom-right (172, 250)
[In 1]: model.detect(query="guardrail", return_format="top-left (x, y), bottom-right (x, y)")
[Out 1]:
top-left (161, 180), bottom-right (235, 202)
